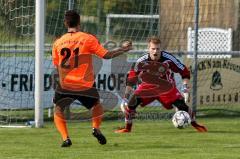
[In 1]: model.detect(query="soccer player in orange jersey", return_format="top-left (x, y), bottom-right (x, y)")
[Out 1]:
top-left (115, 36), bottom-right (207, 133)
top-left (52, 10), bottom-right (132, 147)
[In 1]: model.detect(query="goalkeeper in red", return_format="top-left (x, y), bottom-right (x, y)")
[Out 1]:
top-left (115, 36), bottom-right (207, 133)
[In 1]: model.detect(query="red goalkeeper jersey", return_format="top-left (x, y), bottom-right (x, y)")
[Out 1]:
top-left (127, 51), bottom-right (190, 88)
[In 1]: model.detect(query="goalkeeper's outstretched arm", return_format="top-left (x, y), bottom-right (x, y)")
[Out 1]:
top-left (124, 63), bottom-right (138, 99)
top-left (124, 85), bottom-right (134, 100)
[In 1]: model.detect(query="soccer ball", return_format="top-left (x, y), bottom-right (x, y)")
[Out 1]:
top-left (172, 111), bottom-right (191, 129)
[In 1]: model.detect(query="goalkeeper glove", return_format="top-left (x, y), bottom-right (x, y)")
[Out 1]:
top-left (181, 84), bottom-right (189, 93)
top-left (120, 98), bottom-right (129, 113)
top-left (181, 84), bottom-right (190, 103)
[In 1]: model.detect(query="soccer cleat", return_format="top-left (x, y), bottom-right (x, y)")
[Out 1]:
top-left (115, 128), bottom-right (131, 133)
top-left (61, 138), bottom-right (72, 147)
top-left (191, 121), bottom-right (208, 132)
top-left (92, 128), bottom-right (107, 145)
top-left (115, 123), bottom-right (132, 133)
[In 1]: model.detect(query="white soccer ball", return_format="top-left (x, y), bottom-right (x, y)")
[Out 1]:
top-left (172, 111), bottom-right (191, 129)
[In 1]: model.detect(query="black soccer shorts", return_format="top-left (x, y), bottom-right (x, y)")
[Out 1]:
top-left (53, 84), bottom-right (100, 109)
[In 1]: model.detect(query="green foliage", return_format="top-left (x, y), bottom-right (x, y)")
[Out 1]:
top-left (0, 0), bottom-right (159, 40)
top-left (103, 0), bottom-right (135, 14)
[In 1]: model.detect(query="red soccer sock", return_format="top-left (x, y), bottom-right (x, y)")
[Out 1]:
top-left (92, 103), bottom-right (103, 129)
top-left (191, 121), bottom-right (208, 132)
top-left (125, 122), bottom-right (132, 131)
top-left (124, 107), bottom-right (136, 130)
top-left (54, 112), bottom-right (69, 141)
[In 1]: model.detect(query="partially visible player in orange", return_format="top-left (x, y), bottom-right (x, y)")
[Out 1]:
top-left (52, 10), bottom-right (132, 147)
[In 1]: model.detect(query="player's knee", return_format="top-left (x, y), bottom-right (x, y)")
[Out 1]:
top-left (179, 105), bottom-right (189, 112)
top-left (173, 99), bottom-right (189, 112)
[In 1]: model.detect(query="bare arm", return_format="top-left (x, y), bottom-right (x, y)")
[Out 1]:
top-left (124, 85), bottom-right (134, 100)
top-left (103, 40), bottom-right (132, 59)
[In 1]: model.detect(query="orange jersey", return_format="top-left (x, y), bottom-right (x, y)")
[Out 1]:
top-left (52, 32), bottom-right (108, 91)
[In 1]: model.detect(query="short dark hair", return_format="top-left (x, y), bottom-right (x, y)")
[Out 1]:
top-left (147, 36), bottom-right (161, 44)
top-left (64, 10), bottom-right (80, 27)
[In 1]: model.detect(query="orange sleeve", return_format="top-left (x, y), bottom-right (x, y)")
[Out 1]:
top-left (52, 43), bottom-right (59, 67)
top-left (87, 35), bottom-right (108, 58)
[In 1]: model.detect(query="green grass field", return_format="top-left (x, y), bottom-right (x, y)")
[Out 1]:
top-left (0, 118), bottom-right (240, 159)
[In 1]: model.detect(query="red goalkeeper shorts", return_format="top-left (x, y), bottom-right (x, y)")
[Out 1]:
top-left (134, 83), bottom-right (183, 109)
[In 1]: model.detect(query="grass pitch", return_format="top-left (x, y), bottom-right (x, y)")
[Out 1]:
top-left (0, 118), bottom-right (240, 159)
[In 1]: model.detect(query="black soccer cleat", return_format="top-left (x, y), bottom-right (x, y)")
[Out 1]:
top-left (61, 138), bottom-right (72, 147)
top-left (92, 128), bottom-right (107, 145)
